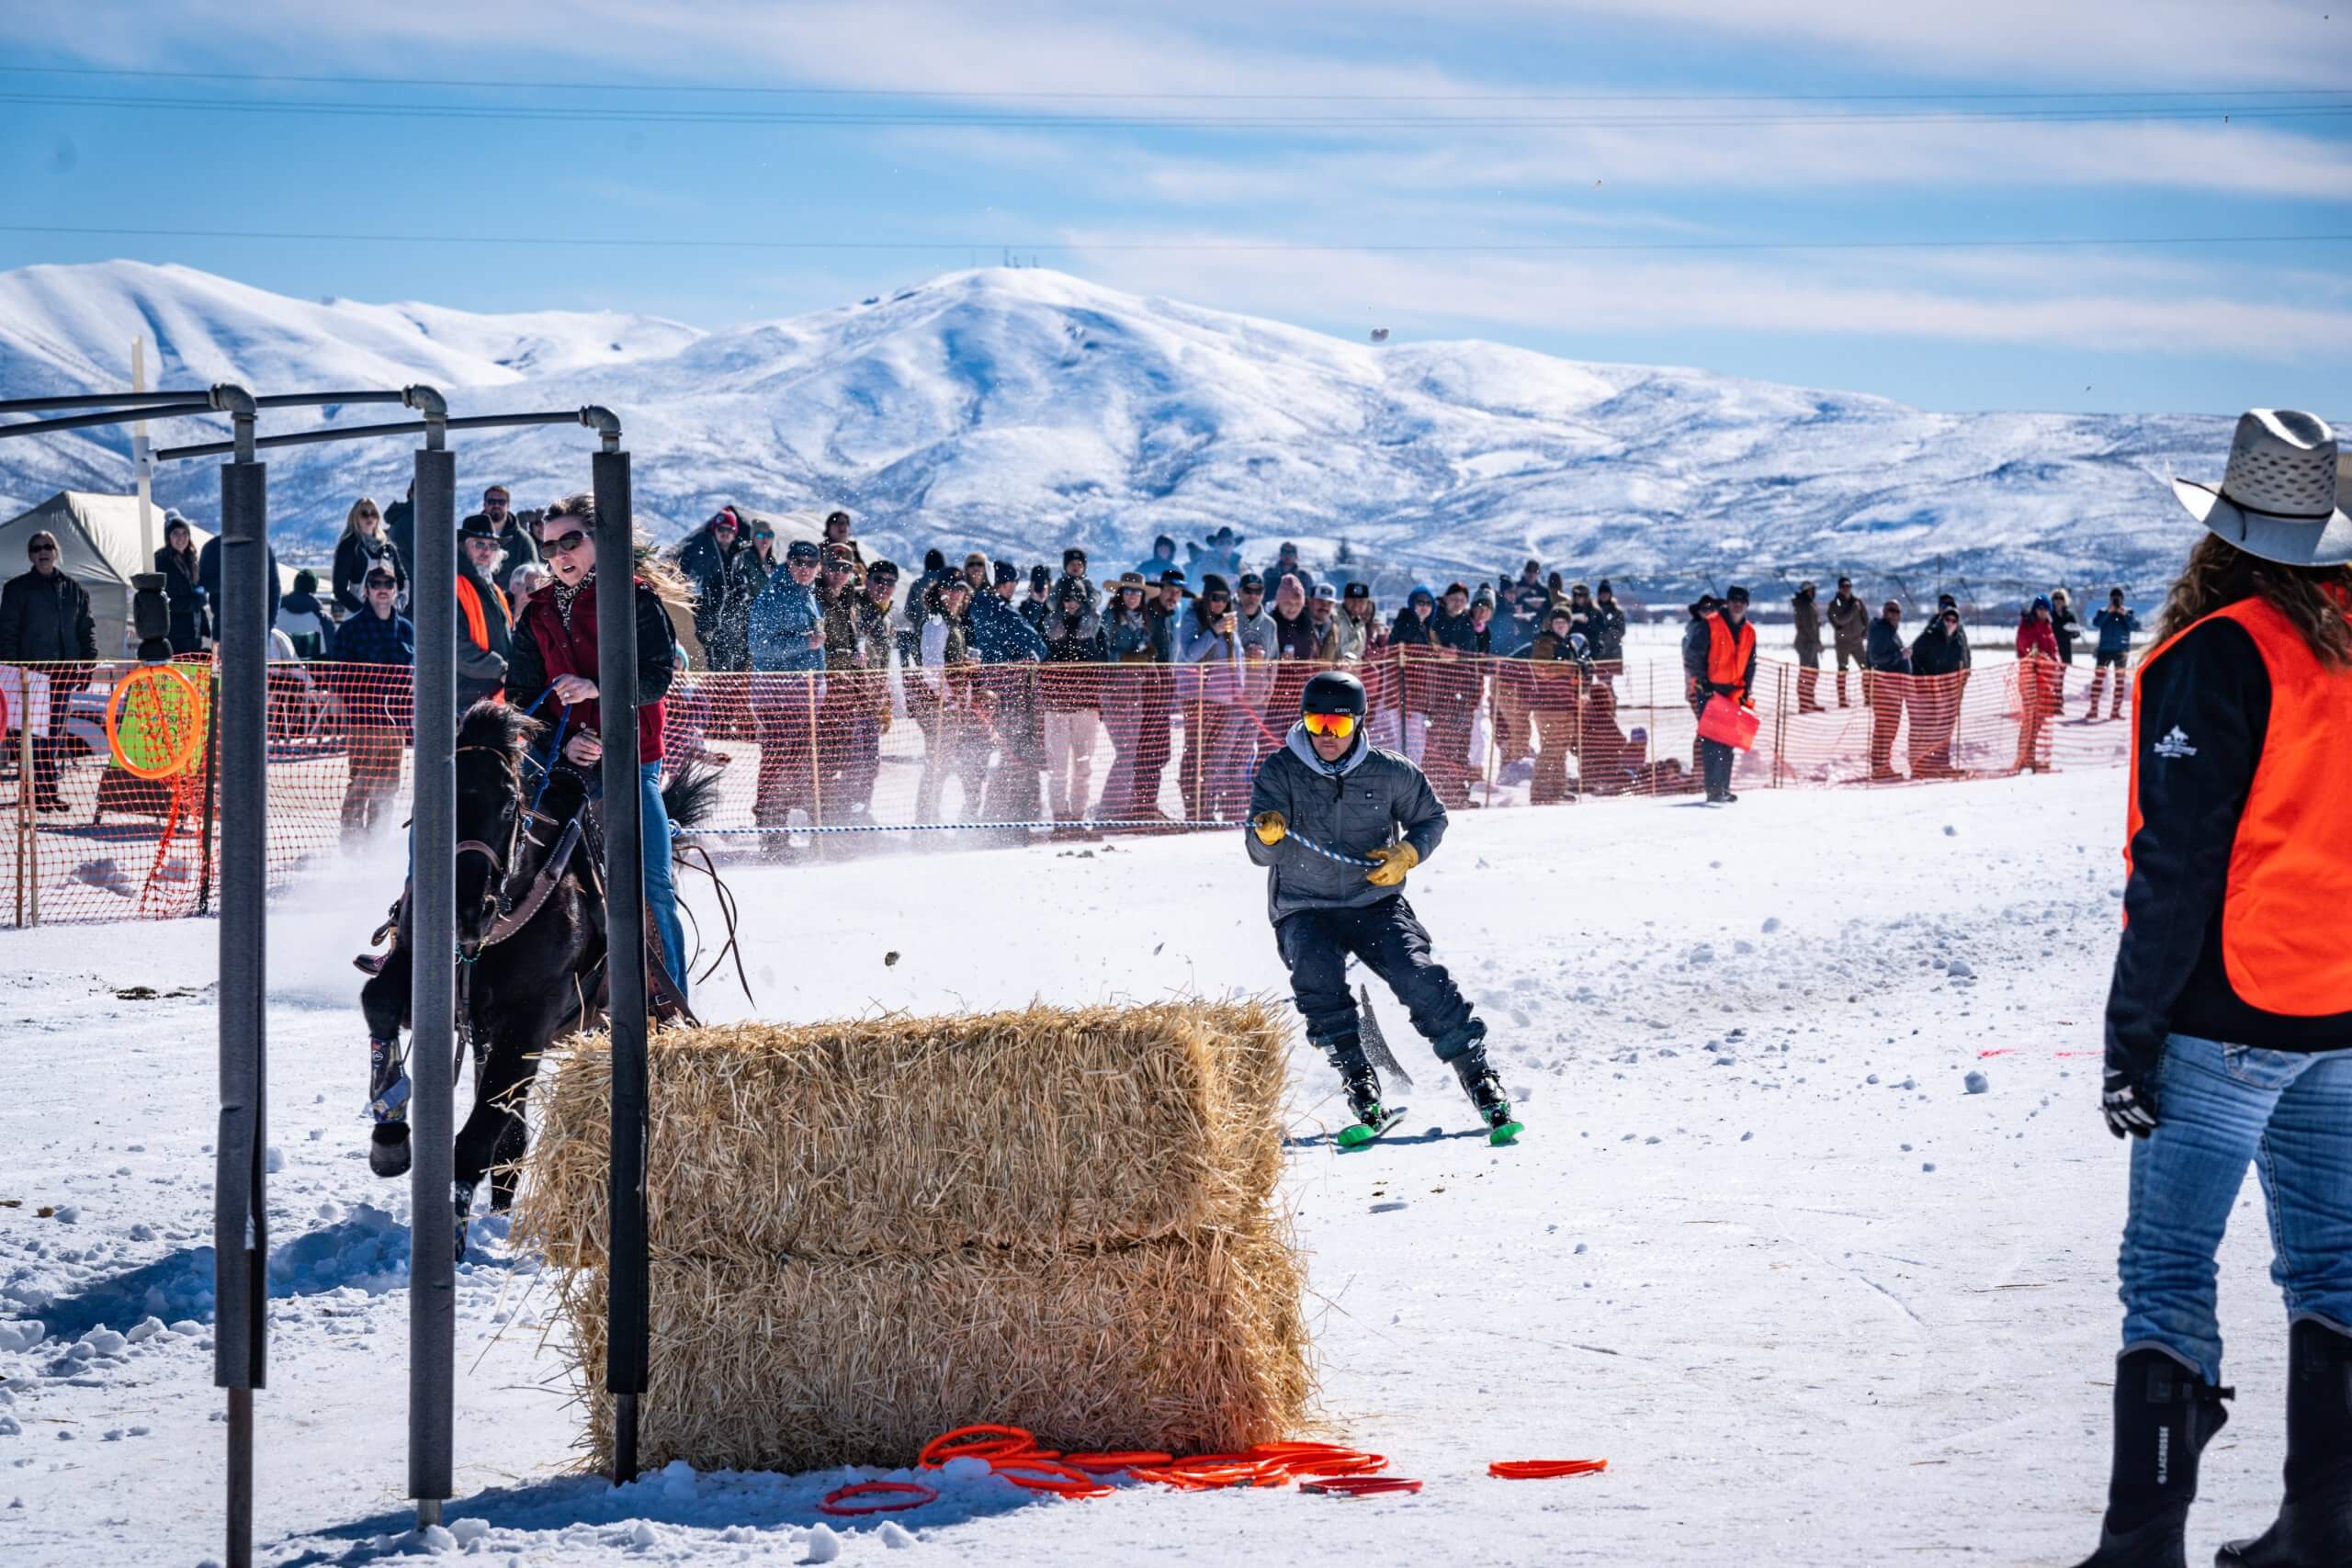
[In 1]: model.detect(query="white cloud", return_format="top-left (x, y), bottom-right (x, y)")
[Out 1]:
top-left (1057, 231), bottom-right (2352, 360)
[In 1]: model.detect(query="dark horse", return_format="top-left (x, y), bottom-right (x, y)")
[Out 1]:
top-left (359, 700), bottom-right (714, 1258)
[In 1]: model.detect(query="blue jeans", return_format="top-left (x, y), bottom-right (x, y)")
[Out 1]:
top-left (2118, 1032), bottom-right (2352, 1383)
top-left (639, 761), bottom-right (687, 1003)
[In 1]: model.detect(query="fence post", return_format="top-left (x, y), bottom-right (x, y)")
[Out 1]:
top-left (807, 672), bottom-right (822, 829)
top-left (1774, 664), bottom-right (1788, 788)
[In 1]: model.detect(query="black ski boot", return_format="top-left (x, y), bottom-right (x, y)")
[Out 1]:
top-left (1318, 1033), bottom-right (1400, 1148)
top-left (2218, 1318), bottom-right (2352, 1567)
top-left (1448, 1044), bottom-right (1521, 1144)
top-left (368, 1038), bottom-right (412, 1179)
top-left (2071, 1348), bottom-right (2232, 1567)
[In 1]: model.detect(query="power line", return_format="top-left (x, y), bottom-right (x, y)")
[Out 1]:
top-left (4, 62), bottom-right (2349, 104)
top-left (6, 223), bottom-right (2348, 255)
top-left (4, 88), bottom-right (2350, 130)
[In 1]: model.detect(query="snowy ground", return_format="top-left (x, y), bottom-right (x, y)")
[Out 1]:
top-left (0, 764), bottom-right (2306, 1566)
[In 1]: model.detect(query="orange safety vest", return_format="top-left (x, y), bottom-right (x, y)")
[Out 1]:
top-left (2128, 595), bottom-right (2352, 1016)
top-left (455, 574), bottom-right (511, 652)
top-left (1706, 613), bottom-right (1756, 704)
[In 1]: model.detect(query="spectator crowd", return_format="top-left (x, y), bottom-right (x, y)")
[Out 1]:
top-left (2, 490), bottom-right (2140, 842)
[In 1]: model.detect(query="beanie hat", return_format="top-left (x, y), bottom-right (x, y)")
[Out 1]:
top-left (1030, 564), bottom-right (1051, 591)
top-left (1725, 584), bottom-right (1750, 604)
top-left (924, 547), bottom-right (946, 572)
top-left (1200, 572), bottom-right (1232, 598)
top-left (995, 560), bottom-right (1020, 586)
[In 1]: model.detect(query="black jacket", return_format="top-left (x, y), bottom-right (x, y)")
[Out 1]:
top-left (1865, 617), bottom-right (1911, 673)
top-left (199, 537), bottom-right (281, 627)
top-left (0, 568), bottom-right (97, 663)
top-left (334, 533), bottom-right (408, 615)
top-left (2105, 615), bottom-right (2352, 1077)
top-left (154, 545), bottom-right (207, 651)
top-left (1909, 625), bottom-right (1970, 678)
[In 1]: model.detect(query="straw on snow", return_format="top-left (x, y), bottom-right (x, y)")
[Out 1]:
top-left (513, 1000), bottom-right (1290, 1264)
top-left (552, 1219), bottom-right (1313, 1473)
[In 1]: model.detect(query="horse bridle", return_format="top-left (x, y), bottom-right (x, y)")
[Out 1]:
top-left (453, 743), bottom-right (531, 950)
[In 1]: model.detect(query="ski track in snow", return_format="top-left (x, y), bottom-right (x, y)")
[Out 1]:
top-left (0, 766), bottom-right (2300, 1565)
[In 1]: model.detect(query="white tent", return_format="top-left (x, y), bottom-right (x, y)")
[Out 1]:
top-left (0, 491), bottom-right (298, 654)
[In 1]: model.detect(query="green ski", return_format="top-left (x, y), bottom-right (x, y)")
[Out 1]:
top-left (1337, 1106), bottom-right (1408, 1149)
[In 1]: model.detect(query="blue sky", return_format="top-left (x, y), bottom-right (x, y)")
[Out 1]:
top-left (1, 0), bottom-right (2348, 417)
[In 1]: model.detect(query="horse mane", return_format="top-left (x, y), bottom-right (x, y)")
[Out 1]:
top-left (662, 757), bottom-right (722, 830)
top-left (457, 698), bottom-right (547, 771)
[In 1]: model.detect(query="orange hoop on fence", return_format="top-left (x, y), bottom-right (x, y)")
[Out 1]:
top-left (106, 663), bottom-right (208, 780)
top-left (1488, 1459), bottom-right (1609, 1480)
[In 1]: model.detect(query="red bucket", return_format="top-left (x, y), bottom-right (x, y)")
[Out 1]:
top-left (1697, 695), bottom-right (1760, 751)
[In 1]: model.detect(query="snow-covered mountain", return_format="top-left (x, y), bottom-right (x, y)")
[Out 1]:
top-left (0, 259), bottom-right (2233, 595)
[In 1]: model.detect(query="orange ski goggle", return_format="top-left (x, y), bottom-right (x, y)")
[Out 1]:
top-left (1302, 711), bottom-right (1358, 739)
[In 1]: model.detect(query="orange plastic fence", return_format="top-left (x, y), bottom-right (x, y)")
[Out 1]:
top-left (1, 649), bottom-right (2129, 927)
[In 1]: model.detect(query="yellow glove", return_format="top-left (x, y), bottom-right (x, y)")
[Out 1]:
top-left (1363, 841), bottom-right (1420, 887)
top-left (1251, 811), bottom-right (1288, 847)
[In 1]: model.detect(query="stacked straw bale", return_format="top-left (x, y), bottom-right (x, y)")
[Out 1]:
top-left (513, 1000), bottom-right (1309, 1473)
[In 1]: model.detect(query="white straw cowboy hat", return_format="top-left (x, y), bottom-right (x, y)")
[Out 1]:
top-left (2171, 409), bottom-right (2352, 566)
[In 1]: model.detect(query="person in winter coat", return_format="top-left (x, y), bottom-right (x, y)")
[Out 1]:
top-left (967, 562), bottom-right (1049, 831)
top-left (1177, 575), bottom-right (1251, 819)
top-left (2085, 588), bottom-right (2139, 721)
top-left (748, 538), bottom-right (827, 853)
top-left (1864, 599), bottom-right (1911, 781)
top-left (1587, 581), bottom-right (1628, 671)
top-left (276, 570), bottom-right (336, 659)
top-left (675, 508), bottom-right (760, 673)
top-left (1094, 572), bottom-right (1159, 821)
top-left (2052, 587), bottom-right (2082, 665)
top-left (1038, 575), bottom-right (1106, 821)
top-left (1334, 581), bottom-right (1382, 664)
top-left (1132, 534), bottom-right (1180, 584)
top-left (153, 512), bottom-right (207, 654)
top-left (462, 485), bottom-right (537, 587)
top-left (1504, 559), bottom-right (1552, 627)
top-left (1267, 542), bottom-right (1316, 603)
top-left (383, 480), bottom-right (414, 576)
top-left (1270, 574), bottom-right (1322, 661)
top-left (1517, 602), bottom-right (1592, 805)
top-left (332, 566), bottom-right (413, 842)
top-left (200, 532), bottom-right (281, 638)
top-left (0, 530), bottom-right (98, 811)
top-left (1792, 581), bottom-right (1825, 713)
top-left (333, 497), bottom-right (407, 615)
top-left (1247, 669), bottom-right (1513, 1143)
top-left (2015, 596), bottom-right (2061, 773)
top-left (912, 575), bottom-right (985, 822)
top-left (1907, 604), bottom-right (1971, 776)
top-left (1685, 585), bottom-right (1757, 804)
top-left (1186, 525), bottom-right (1244, 584)
top-left (1018, 564), bottom-right (1055, 636)
top-left (453, 516), bottom-right (515, 712)
top-left (503, 495), bottom-right (690, 993)
top-left (1826, 576), bottom-right (1869, 707)
top-left (2070, 409), bottom-right (2352, 1568)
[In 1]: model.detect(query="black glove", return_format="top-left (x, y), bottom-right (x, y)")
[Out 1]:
top-left (2100, 1062), bottom-right (2159, 1139)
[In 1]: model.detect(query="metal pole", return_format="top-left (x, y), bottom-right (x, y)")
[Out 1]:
top-left (213, 431), bottom-right (266, 1568)
top-left (197, 681), bottom-right (218, 916)
top-left (407, 443), bottom-right (458, 1522)
top-left (594, 449), bottom-right (650, 1483)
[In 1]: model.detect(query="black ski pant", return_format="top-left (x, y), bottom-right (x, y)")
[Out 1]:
top-left (1274, 896), bottom-right (1482, 1063)
top-left (1690, 692), bottom-right (1736, 798)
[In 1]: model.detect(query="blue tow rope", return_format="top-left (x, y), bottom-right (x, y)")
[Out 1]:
top-left (686, 818), bottom-right (1382, 866)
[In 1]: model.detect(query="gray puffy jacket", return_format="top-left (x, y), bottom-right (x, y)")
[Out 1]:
top-left (1246, 726), bottom-right (1449, 922)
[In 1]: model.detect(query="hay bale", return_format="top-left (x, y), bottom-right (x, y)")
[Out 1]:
top-left (553, 1219), bottom-right (1312, 1473)
top-left (514, 1000), bottom-right (1288, 1264)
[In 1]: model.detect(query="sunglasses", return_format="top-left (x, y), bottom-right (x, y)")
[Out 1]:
top-left (1302, 712), bottom-right (1358, 739)
top-left (366, 576), bottom-right (398, 589)
top-left (485, 498), bottom-right (510, 508)
top-left (541, 528), bottom-right (590, 556)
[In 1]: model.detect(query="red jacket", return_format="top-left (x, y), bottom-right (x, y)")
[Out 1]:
top-left (2015, 615), bottom-right (2059, 661)
top-left (506, 577), bottom-right (675, 762)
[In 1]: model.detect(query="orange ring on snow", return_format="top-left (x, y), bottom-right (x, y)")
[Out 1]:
top-left (106, 663), bottom-right (207, 780)
top-left (989, 1457), bottom-right (1114, 1498)
top-left (1064, 1451), bottom-right (1173, 1472)
top-left (1279, 1454), bottom-right (1387, 1479)
top-left (816, 1480), bottom-right (939, 1517)
top-left (921, 1425), bottom-right (1035, 1467)
top-left (1301, 1476), bottom-right (1422, 1497)
top-left (1488, 1459), bottom-right (1609, 1480)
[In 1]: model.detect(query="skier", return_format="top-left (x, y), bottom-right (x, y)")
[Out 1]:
top-left (1245, 670), bottom-right (1517, 1146)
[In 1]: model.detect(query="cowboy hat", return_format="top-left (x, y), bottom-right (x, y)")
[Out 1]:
top-left (2172, 410), bottom-right (2352, 567)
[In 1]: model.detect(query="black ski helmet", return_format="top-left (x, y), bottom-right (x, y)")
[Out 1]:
top-left (1302, 670), bottom-right (1368, 718)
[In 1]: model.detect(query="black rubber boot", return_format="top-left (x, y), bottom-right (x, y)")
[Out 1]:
top-left (1317, 1033), bottom-right (1385, 1127)
top-left (2218, 1318), bottom-right (2352, 1567)
top-left (2072, 1348), bottom-right (2233, 1567)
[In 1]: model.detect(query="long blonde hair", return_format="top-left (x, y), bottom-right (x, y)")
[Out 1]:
top-left (541, 491), bottom-right (696, 610)
top-left (2148, 533), bottom-right (2352, 670)
top-left (341, 497), bottom-right (383, 542)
